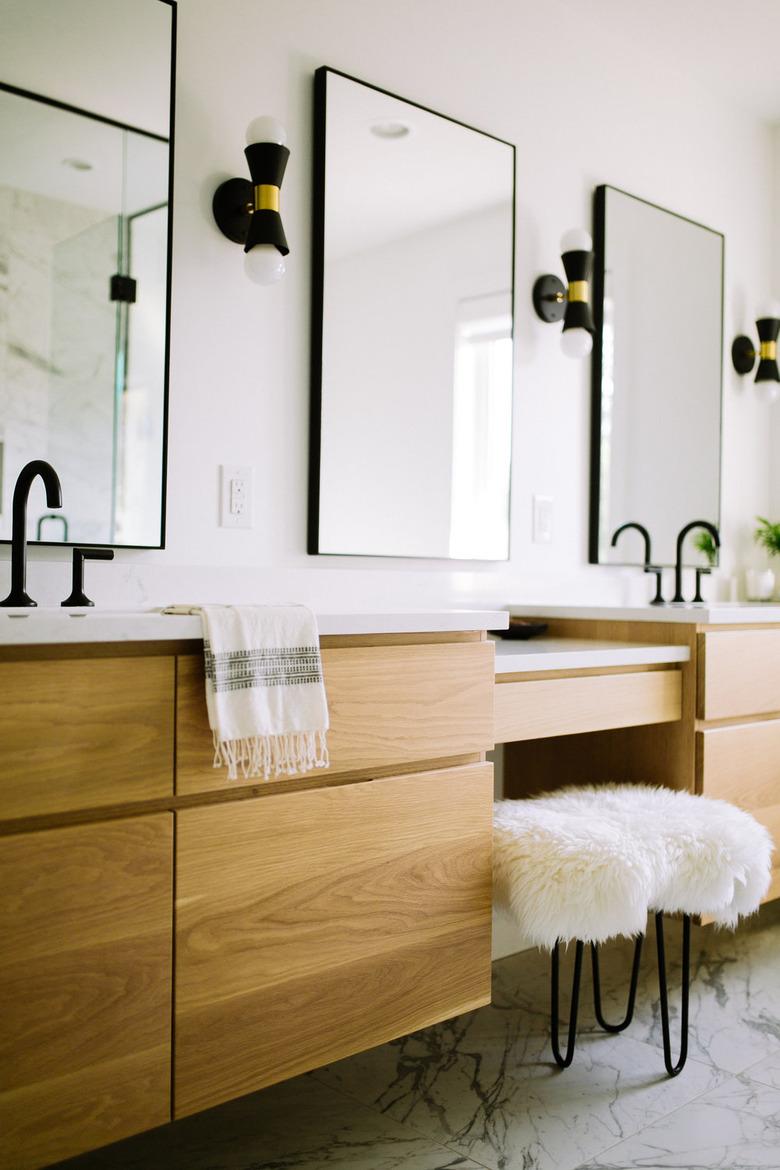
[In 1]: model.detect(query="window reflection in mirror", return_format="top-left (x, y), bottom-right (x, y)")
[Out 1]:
top-left (310, 68), bottom-right (515, 560)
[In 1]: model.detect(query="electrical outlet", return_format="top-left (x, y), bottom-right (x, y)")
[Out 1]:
top-left (220, 465), bottom-right (254, 529)
top-left (532, 494), bottom-right (554, 544)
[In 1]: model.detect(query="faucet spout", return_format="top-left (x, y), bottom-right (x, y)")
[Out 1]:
top-left (1, 460), bottom-right (63, 607)
top-left (672, 520), bottom-right (720, 604)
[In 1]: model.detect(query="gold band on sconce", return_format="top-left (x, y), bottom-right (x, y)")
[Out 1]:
top-left (760, 341), bottom-right (777, 361)
top-left (253, 184), bottom-right (280, 212)
top-left (568, 280), bottom-right (589, 303)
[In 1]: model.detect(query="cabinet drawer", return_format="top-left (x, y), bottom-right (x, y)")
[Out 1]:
top-left (174, 763), bottom-right (493, 1117)
top-left (699, 630), bottom-right (780, 720)
top-left (0, 657), bottom-right (174, 821)
top-left (176, 640), bottom-right (495, 794)
top-left (697, 720), bottom-right (780, 905)
top-left (0, 814), bottom-right (173, 1170)
top-left (495, 668), bottom-right (682, 743)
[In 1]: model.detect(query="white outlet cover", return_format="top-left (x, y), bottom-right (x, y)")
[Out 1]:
top-left (220, 464), bottom-right (254, 529)
top-left (532, 494), bottom-right (554, 544)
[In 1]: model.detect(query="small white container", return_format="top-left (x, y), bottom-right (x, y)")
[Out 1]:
top-left (745, 568), bottom-right (776, 602)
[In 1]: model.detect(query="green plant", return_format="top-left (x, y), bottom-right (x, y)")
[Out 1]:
top-left (694, 530), bottom-right (718, 566)
top-left (754, 516), bottom-right (780, 559)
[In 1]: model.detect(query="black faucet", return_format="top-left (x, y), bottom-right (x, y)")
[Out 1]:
top-left (611, 522), bottom-right (665, 605)
top-left (1, 460), bottom-right (63, 607)
top-left (61, 548), bottom-right (114, 606)
top-left (672, 520), bottom-right (720, 603)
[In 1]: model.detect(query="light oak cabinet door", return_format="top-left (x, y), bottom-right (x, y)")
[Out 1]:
top-left (176, 641), bottom-right (495, 794)
top-left (698, 630), bottom-right (780, 720)
top-left (0, 815), bottom-right (173, 1170)
top-left (175, 764), bottom-right (493, 1117)
top-left (697, 720), bottom-right (780, 904)
top-left (0, 657), bottom-right (174, 820)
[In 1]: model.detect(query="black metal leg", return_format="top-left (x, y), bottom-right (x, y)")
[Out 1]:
top-left (551, 939), bottom-right (584, 1069)
top-left (655, 912), bottom-right (691, 1077)
top-left (591, 934), bottom-right (644, 1033)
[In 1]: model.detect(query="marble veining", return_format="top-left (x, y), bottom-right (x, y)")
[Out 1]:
top-left (52, 903), bottom-right (780, 1170)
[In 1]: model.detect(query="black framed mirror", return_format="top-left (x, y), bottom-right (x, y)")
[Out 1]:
top-left (0, 0), bottom-right (176, 549)
top-left (309, 67), bottom-right (516, 560)
top-left (589, 185), bottom-right (724, 568)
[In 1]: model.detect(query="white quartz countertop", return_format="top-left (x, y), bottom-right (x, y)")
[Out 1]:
top-left (0, 608), bottom-right (509, 645)
top-left (508, 603), bottom-right (780, 625)
top-left (493, 637), bottom-right (690, 674)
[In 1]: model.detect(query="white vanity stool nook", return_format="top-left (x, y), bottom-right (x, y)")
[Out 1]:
top-left (493, 785), bottom-right (774, 1076)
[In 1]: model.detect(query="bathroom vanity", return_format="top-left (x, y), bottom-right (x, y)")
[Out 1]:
top-left (0, 610), bottom-right (501, 1170)
top-left (503, 605), bottom-right (780, 908)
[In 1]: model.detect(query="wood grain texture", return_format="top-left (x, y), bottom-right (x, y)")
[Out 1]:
top-left (504, 619), bottom-right (698, 796)
top-left (175, 764), bottom-right (493, 1116)
top-left (0, 657), bottom-right (174, 821)
top-left (495, 669), bottom-right (681, 743)
top-left (0, 815), bottom-right (173, 1170)
top-left (697, 720), bottom-right (780, 905)
top-left (699, 629), bottom-right (780, 721)
top-left (177, 641), bottom-right (495, 795)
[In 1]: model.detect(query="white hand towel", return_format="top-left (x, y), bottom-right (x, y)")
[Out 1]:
top-left (195, 605), bottom-right (329, 781)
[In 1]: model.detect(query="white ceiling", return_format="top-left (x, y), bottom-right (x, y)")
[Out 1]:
top-left (563, 0), bottom-right (780, 124)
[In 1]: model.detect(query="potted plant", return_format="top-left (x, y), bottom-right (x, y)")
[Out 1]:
top-left (748, 517), bottom-right (780, 601)
top-left (694, 530), bottom-right (718, 567)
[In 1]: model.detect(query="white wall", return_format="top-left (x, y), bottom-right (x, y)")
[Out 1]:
top-left (4, 0), bottom-right (777, 610)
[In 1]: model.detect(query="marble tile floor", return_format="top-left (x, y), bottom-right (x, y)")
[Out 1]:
top-left (57, 901), bottom-right (780, 1170)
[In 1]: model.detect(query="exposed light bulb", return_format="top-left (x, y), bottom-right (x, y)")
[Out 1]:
top-left (560, 327), bottom-right (593, 359)
top-left (755, 379), bottom-right (780, 404)
top-left (560, 228), bottom-right (592, 254)
top-left (756, 299), bottom-right (780, 321)
top-left (244, 245), bottom-right (286, 285)
top-left (245, 116), bottom-right (287, 146)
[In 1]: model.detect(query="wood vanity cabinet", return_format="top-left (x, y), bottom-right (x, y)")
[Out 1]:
top-left (0, 631), bottom-right (495, 1169)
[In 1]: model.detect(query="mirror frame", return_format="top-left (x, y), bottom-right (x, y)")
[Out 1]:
top-left (588, 183), bottom-right (724, 567)
top-left (0, 0), bottom-right (177, 550)
top-left (307, 65), bottom-right (516, 559)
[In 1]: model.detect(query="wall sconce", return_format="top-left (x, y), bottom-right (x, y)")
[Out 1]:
top-left (732, 307), bottom-right (780, 399)
top-left (212, 116), bottom-right (290, 285)
top-left (532, 229), bottom-right (595, 358)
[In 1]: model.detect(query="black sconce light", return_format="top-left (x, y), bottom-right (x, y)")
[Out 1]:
top-left (732, 307), bottom-right (780, 400)
top-left (532, 229), bottom-right (595, 358)
top-left (212, 117), bottom-right (290, 285)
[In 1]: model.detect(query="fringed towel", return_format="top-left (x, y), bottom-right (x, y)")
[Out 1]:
top-left (165, 604), bottom-right (329, 780)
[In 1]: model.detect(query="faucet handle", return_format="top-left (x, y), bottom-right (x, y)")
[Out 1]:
top-left (644, 564), bottom-right (665, 605)
top-left (61, 548), bottom-right (114, 607)
top-left (693, 566), bottom-right (711, 605)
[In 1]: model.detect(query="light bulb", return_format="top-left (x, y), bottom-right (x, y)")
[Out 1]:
top-left (244, 245), bottom-right (286, 285)
top-left (756, 299), bottom-right (780, 321)
top-left (560, 228), bottom-right (592, 254)
top-left (755, 379), bottom-right (780, 404)
top-left (560, 327), bottom-right (593, 359)
top-left (245, 116), bottom-right (287, 146)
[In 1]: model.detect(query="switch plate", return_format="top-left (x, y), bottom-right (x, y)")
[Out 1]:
top-left (220, 465), bottom-right (254, 529)
top-left (532, 494), bottom-right (554, 544)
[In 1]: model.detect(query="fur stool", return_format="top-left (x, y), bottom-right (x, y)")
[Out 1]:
top-left (493, 784), bottom-right (773, 1076)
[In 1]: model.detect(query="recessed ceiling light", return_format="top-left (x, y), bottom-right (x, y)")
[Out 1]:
top-left (369, 121), bottom-right (412, 140)
top-left (61, 157), bottom-right (93, 171)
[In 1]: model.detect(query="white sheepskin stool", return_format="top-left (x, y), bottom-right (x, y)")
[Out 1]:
top-left (493, 784), bottom-right (773, 1076)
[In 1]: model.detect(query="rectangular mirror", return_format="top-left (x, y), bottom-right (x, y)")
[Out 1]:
top-left (0, 0), bottom-right (175, 548)
top-left (590, 185), bottom-right (724, 567)
top-left (309, 67), bottom-right (515, 560)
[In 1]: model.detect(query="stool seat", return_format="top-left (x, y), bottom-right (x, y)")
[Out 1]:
top-left (494, 784), bottom-right (773, 949)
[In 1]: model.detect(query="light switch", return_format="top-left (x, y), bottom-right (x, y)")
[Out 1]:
top-left (532, 494), bottom-right (554, 544)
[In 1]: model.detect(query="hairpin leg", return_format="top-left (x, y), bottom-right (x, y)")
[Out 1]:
top-left (591, 934), bottom-right (643, 1033)
top-left (551, 939), bottom-right (584, 1068)
top-left (655, 911), bottom-right (691, 1077)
